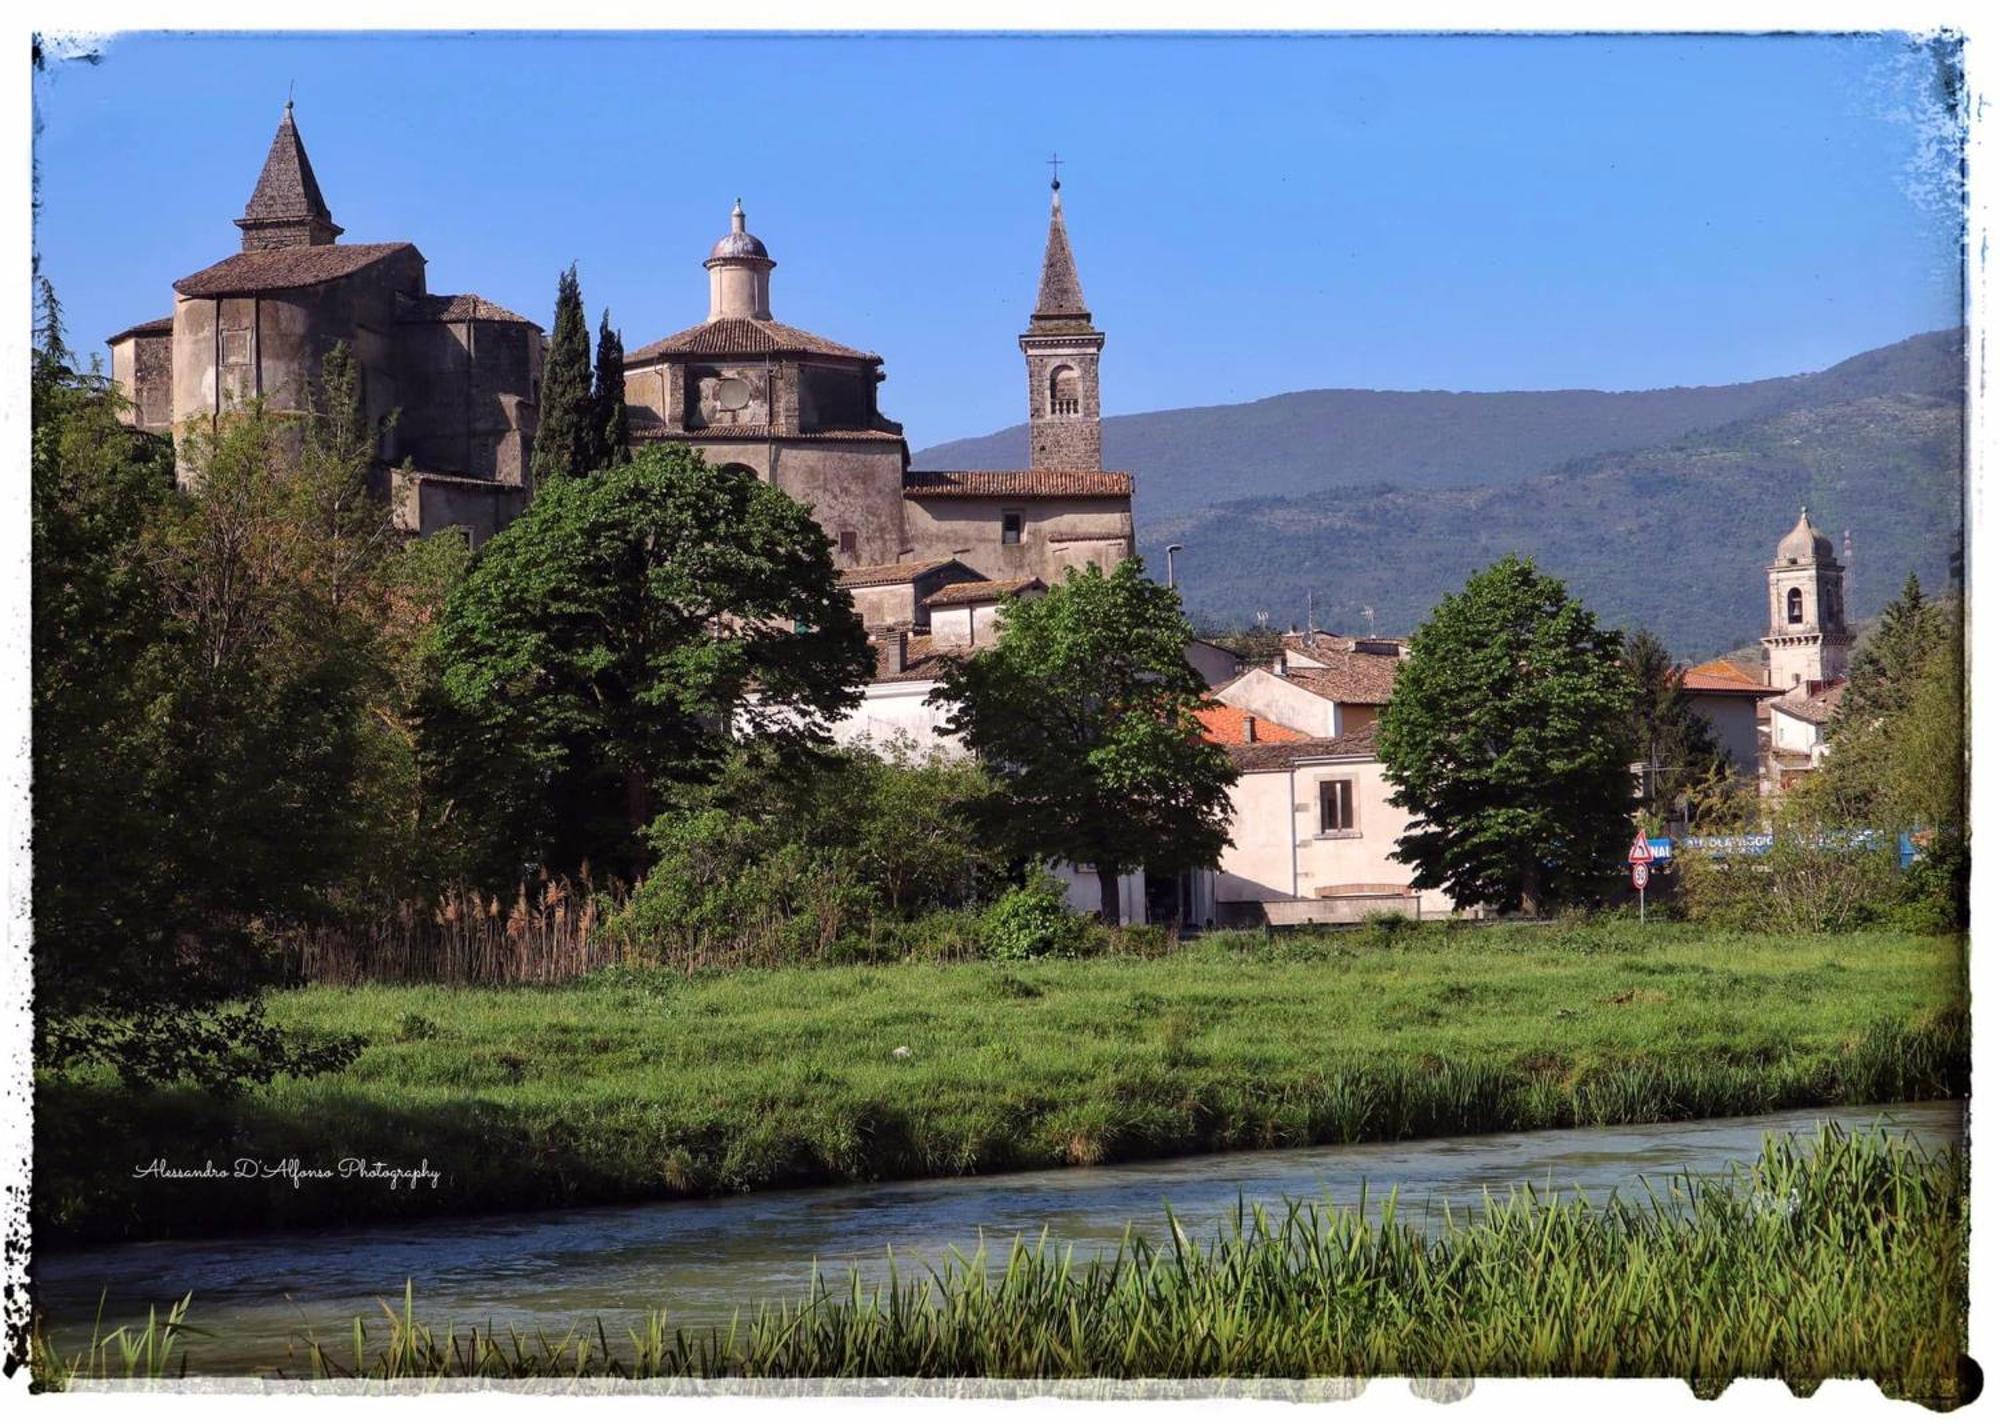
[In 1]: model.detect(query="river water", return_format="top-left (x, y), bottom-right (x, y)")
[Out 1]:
top-left (35, 1100), bottom-right (1963, 1375)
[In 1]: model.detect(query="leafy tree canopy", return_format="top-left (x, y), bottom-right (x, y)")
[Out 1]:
top-left (928, 560), bottom-right (1237, 923)
top-left (1377, 555), bottom-right (1639, 915)
top-left (429, 442), bottom-right (872, 879)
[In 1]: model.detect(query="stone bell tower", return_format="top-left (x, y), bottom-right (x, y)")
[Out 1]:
top-left (1021, 174), bottom-right (1105, 471)
top-left (1762, 506), bottom-right (1854, 691)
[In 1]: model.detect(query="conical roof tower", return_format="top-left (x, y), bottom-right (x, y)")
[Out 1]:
top-left (1020, 173), bottom-right (1106, 469)
top-left (235, 101), bottom-right (343, 251)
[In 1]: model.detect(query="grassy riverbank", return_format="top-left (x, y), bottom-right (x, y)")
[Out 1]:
top-left (35, 1128), bottom-right (1970, 1401)
top-left (37, 920), bottom-right (1967, 1246)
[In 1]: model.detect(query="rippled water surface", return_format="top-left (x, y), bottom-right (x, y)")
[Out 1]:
top-left (36, 1100), bottom-right (1963, 1374)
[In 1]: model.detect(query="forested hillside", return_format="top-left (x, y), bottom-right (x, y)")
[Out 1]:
top-left (914, 330), bottom-right (1963, 656)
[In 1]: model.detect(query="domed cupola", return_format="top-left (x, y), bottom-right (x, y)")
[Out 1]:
top-left (1775, 506), bottom-right (1835, 565)
top-left (704, 200), bottom-right (775, 320)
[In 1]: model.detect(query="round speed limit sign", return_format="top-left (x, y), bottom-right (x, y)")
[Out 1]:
top-left (1631, 863), bottom-right (1651, 890)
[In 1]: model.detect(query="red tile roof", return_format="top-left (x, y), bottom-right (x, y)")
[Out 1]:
top-left (924, 577), bottom-right (1044, 608)
top-left (840, 559), bottom-right (963, 589)
top-left (1195, 705), bottom-right (1308, 746)
top-left (1286, 651), bottom-right (1401, 706)
top-left (870, 633), bottom-right (968, 684)
top-left (902, 470), bottom-right (1134, 499)
top-left (1680, 659), bottom-right (1780, 697)
top-left (627, 317), bottom-right (877, 363)
top-left (1227, 726), bottom-right (1380, 771)
top-left (106, 315), bottom-right (174, 344)
top-left (401, 293), bottom-right (539, 326)
top-left (1771, 680), bottom-right (1846, 726)
top-left (173, 242), bottom-right (419, 297)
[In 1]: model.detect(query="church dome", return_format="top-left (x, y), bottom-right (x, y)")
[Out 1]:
top-left (1776, 507), bottom-right (1834, 565)
top-left (707, 200), bottom-right (770, 263)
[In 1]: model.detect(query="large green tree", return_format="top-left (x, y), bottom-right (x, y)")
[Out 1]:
top-left (1378, 556), bottom-right (1639, 915)
top-left (33, 324), bottom-right (382, 1089)
top-left (1622, 627), bottom-right (1728, 828)
top-left (529, 263), bottom-right (600, 485)
top-left (429, 443), bottom-right (872, 879)
top-left (593, 309), bottom-right (630, 467)
top-left (928, 560), bottom-right (1238, 924)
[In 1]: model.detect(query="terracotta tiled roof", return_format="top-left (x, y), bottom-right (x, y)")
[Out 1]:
top-left (1771, 680), bottom-right (1846, 726)
top-left (902, 470), bottom-right (1133, 499)
top-left (106, 315), bottom-right (174, 344)
top-left (1195, 705), bottom-right (1308, 746)
top-left (1285, 651), bottom-right (1401, 706)
top-left (840, 559), bottom-right (961, 589)
top-left (631, 421), bottom-right (904, 445)
top-left (1228, 726), bottom-right (1380, 771)
top-left (401, 293), bottom-right (539, 326)
top-left (173, 242), bottom-right (418, 297)
top-left (870, 633), bottom-right (968, 684)
top-left (1680, 660), bottom-right (1780, 697)
top-left (626, 317), bottom-right (877, 363)
top-left (924, 578), bottom-right (1044, 608)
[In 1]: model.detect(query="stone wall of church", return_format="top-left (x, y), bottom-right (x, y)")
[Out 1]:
top-left (902, 494), bottom-right (1132, 586)
top-left (170, 250), bottom-right (425, 463)
top-left (769, 442), bottom-right (909, 567)
top-left (395, 318), bottom-right (541, 483)
top-left (111, 332), bottom-right (175, 433)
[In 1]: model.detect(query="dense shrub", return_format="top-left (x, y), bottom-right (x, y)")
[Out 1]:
top-left (1884, 831), bottom-right (1970, 935)
top-left (609, 744), bottom-right (1004, 970)
top-left (981, 876), bottom-right (1105, 961)
top-left (1678, 829), bottom-right (1899, 934)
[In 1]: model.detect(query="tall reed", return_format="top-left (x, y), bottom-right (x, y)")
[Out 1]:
top-left (282, 872), bottom-right (629, 985)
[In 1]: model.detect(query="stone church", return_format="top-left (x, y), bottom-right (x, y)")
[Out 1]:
top-left (108, 103), bottom-right (543, 542)
top-left (108, 106), bottom-right (1136, 605)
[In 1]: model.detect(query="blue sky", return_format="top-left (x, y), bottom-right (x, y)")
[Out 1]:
top-left (35, 31), bottom-right (1962, 449)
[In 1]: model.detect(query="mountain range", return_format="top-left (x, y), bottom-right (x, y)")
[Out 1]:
top-left (913, 329), bottom-right (1964, 657)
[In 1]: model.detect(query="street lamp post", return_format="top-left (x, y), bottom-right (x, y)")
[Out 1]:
top-left (1165, 543), bottom-right (1184, 589)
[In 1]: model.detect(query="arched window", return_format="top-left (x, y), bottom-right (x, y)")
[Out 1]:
top-left (1048, 364), bottom-right (1081, 417)
top-left (1786, 587), bottom-right (1804, 624)
top-left (717, 462), bottom-right (760, 481)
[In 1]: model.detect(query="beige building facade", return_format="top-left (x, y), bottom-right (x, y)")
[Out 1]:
top-left (1212, 732), bottom-right (1432, 925)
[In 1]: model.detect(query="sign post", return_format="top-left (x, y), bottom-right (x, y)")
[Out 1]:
top-left (1628, 832), bottom-right (1656, 924)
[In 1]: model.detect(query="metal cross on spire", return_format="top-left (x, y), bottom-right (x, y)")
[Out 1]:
top-left (1047, 152), bottom-right (1063, 191)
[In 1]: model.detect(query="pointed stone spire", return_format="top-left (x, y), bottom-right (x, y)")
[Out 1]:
top-left (235, 101), bottom-right (343, 251)
top-left (1031, 180), bottom-right (1091, 326)
top-left (1021, 172), bottom-right (1106, 470)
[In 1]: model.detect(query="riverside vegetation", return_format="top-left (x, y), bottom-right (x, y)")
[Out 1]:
top-left (37, 920), bottom-right (1966, 1246)
top-left (34, 1127), bottom-right (1970, 1405)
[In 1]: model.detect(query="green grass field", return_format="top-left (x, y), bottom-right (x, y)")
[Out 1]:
top-left (36, 920), bottom-right (1967, 1246)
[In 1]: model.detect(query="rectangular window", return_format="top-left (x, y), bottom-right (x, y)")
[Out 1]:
top-left (1001, 510), bottom-right (1023, 546)
top-left (838, 529), bottom-right (858, 557)
top-left (1318, 779), bottom-right (1355, 834)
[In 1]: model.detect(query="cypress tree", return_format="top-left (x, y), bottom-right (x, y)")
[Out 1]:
top-left (593, 309), bottom-right (630, 467)
top-left (530, 264), bottom-right (600, 485)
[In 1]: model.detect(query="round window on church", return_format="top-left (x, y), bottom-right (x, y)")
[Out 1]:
top-left (715, 376), bottom-right (752, 412)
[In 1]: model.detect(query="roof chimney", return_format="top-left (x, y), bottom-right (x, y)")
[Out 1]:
top-left (1244, 715), bottom-right (1258, 744)
top-left (889, 629), bottom-right (908, 675)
